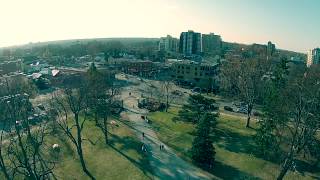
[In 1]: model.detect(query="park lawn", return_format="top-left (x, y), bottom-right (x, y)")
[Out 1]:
top-left (47, 118), bottom-right (152, 180)
top-left (148, 107), bottom-right (318, 180)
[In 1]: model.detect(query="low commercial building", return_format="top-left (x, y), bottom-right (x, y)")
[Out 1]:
top-left (108, 58), bottom-right (157, 77)
top-left (122, 60), bottom-right (156, 77)
top-left (170, 60), bottom-right (219, 91)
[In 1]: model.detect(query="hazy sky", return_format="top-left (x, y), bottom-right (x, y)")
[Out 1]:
top-left (0, 0), bottom-right (319, 52)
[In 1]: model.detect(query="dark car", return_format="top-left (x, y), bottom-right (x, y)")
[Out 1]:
top-left (224, 106), bottom-right (233, 112)
top-left (253, 111), bottom-right (262, 117)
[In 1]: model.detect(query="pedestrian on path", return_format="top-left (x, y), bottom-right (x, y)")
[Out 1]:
top-left (142, 132), bottom-right (145, 140)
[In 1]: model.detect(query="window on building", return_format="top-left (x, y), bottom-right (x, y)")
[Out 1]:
top-left (200, 73), bottom-right (202, 76)
top-left (195, 67), bottom-right (197, 70)
top-left (195, 72), bottom-right (197, 76)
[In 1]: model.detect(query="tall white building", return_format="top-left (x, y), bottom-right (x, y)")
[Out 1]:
top-left (307, 48), bottom-right (320, 67)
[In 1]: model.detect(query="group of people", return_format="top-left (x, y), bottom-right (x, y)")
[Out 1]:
top-left (141, 132), bottom-right (165, 153)
top-left (159, 144), bottom-right (165, 150)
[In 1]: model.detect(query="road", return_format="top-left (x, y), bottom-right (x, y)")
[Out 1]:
top-left (117, 74), bottom-right (257, 120)
top-left (119, 79), bottom-right (216, 180)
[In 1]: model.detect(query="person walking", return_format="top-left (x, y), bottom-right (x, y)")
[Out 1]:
top-left (142, 132), bottom-right (145, 140)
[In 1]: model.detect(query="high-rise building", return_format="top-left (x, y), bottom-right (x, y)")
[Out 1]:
top-left (202, 33), bottom-right (222, 55)
top-left (267, 41), bottom-right (276, 57)
top-left (158, 35), bottom-right (179, 52)
top-left (179, 30), bottom-right (202, 56)
top-left (307, 48), bottom-right (320, 67)
top-left (248, 41), bottom-right (276, 59)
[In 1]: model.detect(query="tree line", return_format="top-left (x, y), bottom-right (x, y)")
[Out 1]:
top-left (220, 57), bottom-right (320, 179)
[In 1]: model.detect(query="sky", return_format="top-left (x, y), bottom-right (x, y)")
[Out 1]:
top-left (0, 0), bottom-right (319, 52)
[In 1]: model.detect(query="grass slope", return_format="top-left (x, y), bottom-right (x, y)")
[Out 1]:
top-left (47, 118), bottom-right (152, 180)
top-left (148, 107), bottom-right (319, 180)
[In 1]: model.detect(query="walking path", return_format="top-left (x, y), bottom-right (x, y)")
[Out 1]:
top-left (120, 89), bottom-right (216, 180)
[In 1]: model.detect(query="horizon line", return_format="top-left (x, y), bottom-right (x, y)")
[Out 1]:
top-left (0, 36), bottom-right (308, 54)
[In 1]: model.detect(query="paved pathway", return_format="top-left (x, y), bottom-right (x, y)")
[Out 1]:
top-left (120, 89), bottom-right (216, 180)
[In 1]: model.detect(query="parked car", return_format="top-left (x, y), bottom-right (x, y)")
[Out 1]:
top-left (191, 87), bottom-right (201, 93)
top-left (224, 106), bottom-right (233, 112)
top-left (237, 105), bottom-right (248, 114)
top-left (232, 101), bottom-right (240, 108)
top-left (253, 111), bottom-right (262, 117)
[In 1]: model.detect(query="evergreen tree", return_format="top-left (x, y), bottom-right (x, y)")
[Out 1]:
top-left (191, 113), bottom-right (217, 169)
top-left (177, 94), bottom-right (217, 123)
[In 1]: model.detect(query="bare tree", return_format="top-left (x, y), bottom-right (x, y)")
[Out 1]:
top-left (2, 94), bottom-right (55, 179)
top-left (220, 58), bottom-right (270, 128)
top-left (95, 94), bottom-right (112, 145)
top-left (86, 64), bottom-right (120, 145)
top-left (51, 88), bottom-right (96, 180)
top-left (256, 66), bottom-right (320, 180)
top-left (0, 77), bottom-right (55, 180)
top-left (0, 99), bottom-right (13, 179)
top-left (161, 80), bottom-right (174, 112)
top-left (277, 67), bottom-right (320, 180)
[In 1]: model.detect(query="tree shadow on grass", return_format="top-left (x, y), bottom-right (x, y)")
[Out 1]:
top-left (212, 128), bottom-right (320, 177)
top-left (212, 127), bottom-right (285, 167)
top-left (213, 127), bottom-right (257, 155)
top-left (52, 130), bottom-right (76, 157)
top-left (211, 161), bottom-right (261, 180)
top-left (295, 159), bottom-right (320, 175)
top-left (213, 127), bottom-right (279, 162)
top-left (108, 133), bottom-right (155, 180)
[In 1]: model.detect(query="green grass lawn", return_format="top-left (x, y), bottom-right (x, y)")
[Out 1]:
top-left (47, 118), bottom-right (152, 180)
top-left (148, 107), bottom-right (319, 180)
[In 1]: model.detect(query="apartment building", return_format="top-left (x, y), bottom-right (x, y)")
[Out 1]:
top-left (179, 30), bottom-right (202, 56)
top-left (307, 48), bottom-right (320, 67)
top-left (170, 60), bottom-right (218, 90)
